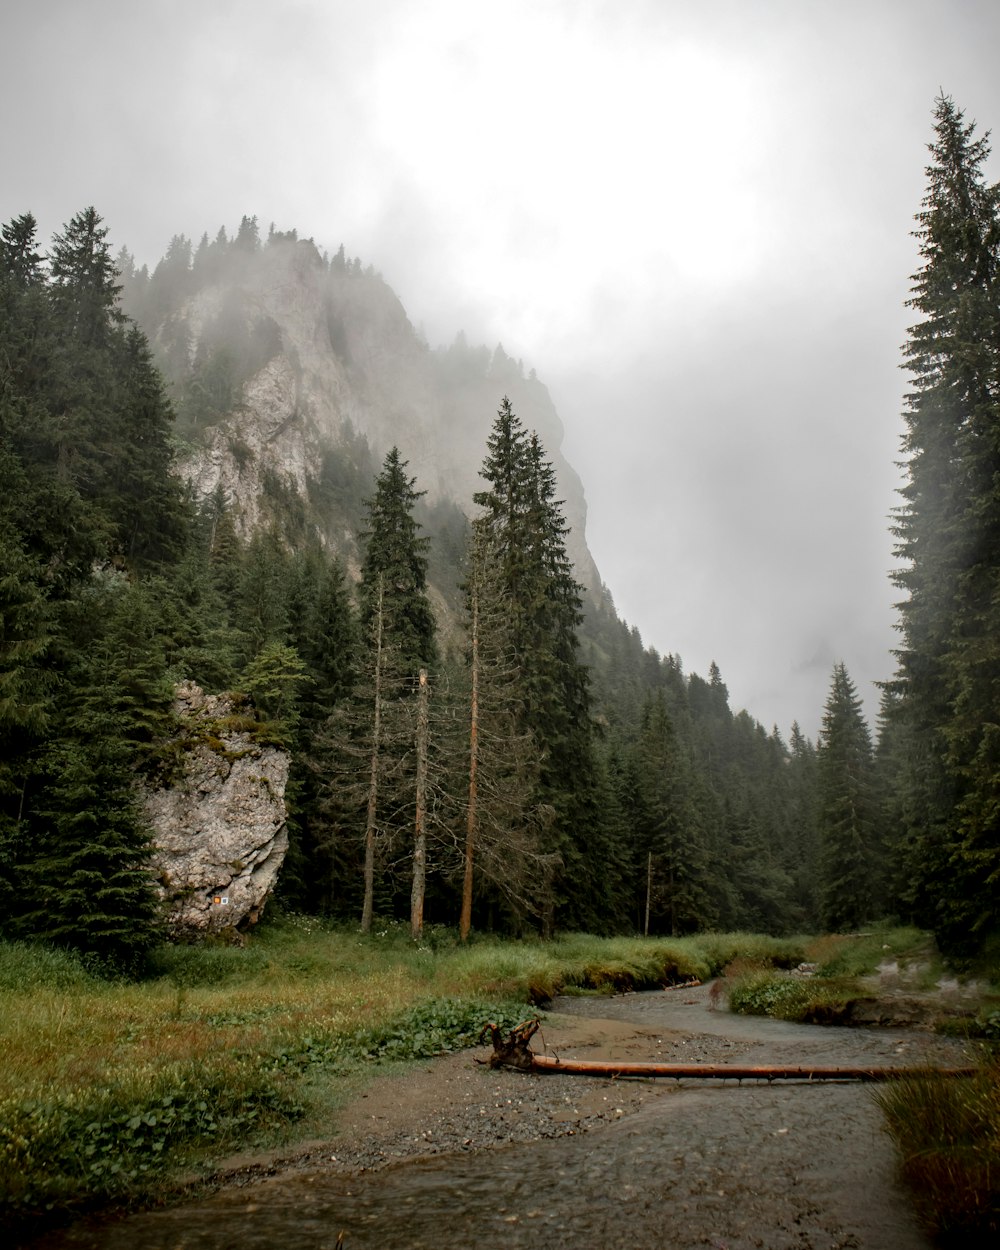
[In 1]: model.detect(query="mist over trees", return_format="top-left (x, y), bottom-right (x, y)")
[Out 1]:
top-left (2, 94), bottom-right (1000, 967)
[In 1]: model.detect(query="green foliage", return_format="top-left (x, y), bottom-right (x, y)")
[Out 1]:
top-left (145, 940), bottom-right (271, 988)
top-left (724, 968), bottom-right (860, 1021)
top-left (473, 399), bottom-right (605, 934)
top-left (360, 446), bottom-right (437, 672)
top-left (807, 926), bottom-right (929, 977)
top-left (890, 97), bottom-right (1000, 958)
top-left (876, 1065), bottom-right (1000, 1245)
top-left (0, 1063), bottom-right (300, 1226)
top-left (276, 997), bottom-right (527, 1069)
top-left (238, 641), bottom-right (308, 744)
top-left (694, 932), bottom-right (807, 975)
top-left (816, 663), bottom-right (879, 930)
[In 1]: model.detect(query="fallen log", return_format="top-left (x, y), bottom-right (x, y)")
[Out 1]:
top-left (527, 1054), bottom-right (979, 1081)
top-left (479, 1019), bottom-right (978, 1082)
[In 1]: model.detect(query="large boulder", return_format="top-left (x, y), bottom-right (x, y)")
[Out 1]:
top-left (147, 681), bottom-right (290, 936)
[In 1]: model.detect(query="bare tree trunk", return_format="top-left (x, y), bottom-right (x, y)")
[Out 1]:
top-left (411, 668), bottom-right (429, 940)
top-left (361, 579), bottom-right (385, 935)
top-left (461, 587), bottom-right (479, 942)
top-left (644, 850), bottom-right (652, 937)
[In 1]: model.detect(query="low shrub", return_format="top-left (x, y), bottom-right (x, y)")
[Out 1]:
top-left (725, 968), bottom-right (860, 1022)
top-left (269, 997), bottom-right (526, 1070)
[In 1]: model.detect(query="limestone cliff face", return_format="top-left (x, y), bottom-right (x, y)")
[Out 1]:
top-left (142, 238), bottom-right (601, 598)
top-left (146, 682), bottom-right (289, 935)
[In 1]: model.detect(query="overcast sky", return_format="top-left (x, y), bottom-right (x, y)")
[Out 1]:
top-left (5, 0), bottom-right (1000, 738)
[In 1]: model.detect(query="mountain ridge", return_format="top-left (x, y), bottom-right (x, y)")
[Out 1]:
top-left (120, 229), bottom-right (602, 604)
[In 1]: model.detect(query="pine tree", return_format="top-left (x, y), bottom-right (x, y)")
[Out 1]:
top-left (787, 721), bottom-right (820, 928)
top-left (459, 523), bottom-right (547, 938)
top-left (360, 447), bottom-right (437, 673)
top-left (633, 689), bottom-right (715, 935)
top-left (0, 212), bottom-right (44, 287)
top-left (473, 398), bottom-right (601, 933)
top-left (328, 450), bottom-right (438, 930)
top-left (891, 95), bottom-right (1000, 952)
top-left (49, 207), bottom-right (124, 349)
top-left (17, 711), bottom-right (160, 971)
top-left (0, 519), bottom-right (53, 923)
top-left (816, 663), bottom-right (878, 932)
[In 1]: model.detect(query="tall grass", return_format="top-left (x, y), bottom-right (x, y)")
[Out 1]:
top-left (876, 1064), bottom-right (1000, 1245)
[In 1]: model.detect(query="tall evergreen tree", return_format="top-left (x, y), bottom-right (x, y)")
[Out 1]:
top-left (786, 721), bottom-right (820, 928)
top-left (459, 523), bottom-right (547, 937)
top-left (361, 447), bottom-right (437, 673)
top-left (633, 689), bottom-right (714, 935)
top-left (49, 207), bottom-right (123, 348)
top-left (816, 663), bottom-right (878, 932)
top-left (331, 449), bottom-right (439, 930)
top-left (473, 398), bottom-right (603, 932)
top-left (891, 95), bottom-right (1000, 952)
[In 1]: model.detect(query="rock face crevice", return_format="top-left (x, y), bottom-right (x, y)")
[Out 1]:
top-left (146, 682), bottom-right (290, 936)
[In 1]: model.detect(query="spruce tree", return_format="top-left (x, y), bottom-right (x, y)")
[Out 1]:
top-left (459, 522), bottom-right (547, 937)
top-left (633, 689), bottom-right (714, 935)
top-left (891, 95), bottom-right (1000, 951)
top-left (18, 710), bottom-right (160, 971)
top-left (473, 398), bottom-right (601, 933)
top-left (333, 449), bottom-right (438, 930)
top-left (816, 663), bottom-right (878, 932)
top-left (787, 722), bottom-right (820, 928)
top-left (49, 207), bottom-right (123, 349)
top-left (360, 447), bottom-right (437, 672)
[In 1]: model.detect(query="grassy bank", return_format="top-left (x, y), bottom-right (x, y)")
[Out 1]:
top-left (0, 921), bottom-right (801, 1232)
top-left (721, 926), bottom-right (934, 1022)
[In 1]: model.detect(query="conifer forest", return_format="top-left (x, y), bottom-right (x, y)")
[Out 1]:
top-left (2, 95), bottom-right (1000, 970)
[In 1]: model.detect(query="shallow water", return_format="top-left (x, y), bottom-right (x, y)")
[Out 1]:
top-left (32, 993), bottom-right (956, 1250)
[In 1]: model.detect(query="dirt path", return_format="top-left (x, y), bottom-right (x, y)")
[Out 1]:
top-left (32, 987), bottom-right (977, 1249)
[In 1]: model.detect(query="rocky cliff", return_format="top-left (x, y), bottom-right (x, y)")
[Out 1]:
top-left (124, 233), bottom-right (601, 598)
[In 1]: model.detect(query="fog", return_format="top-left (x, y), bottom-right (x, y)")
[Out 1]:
top-left (5, 0), bottom-right (1000, 736)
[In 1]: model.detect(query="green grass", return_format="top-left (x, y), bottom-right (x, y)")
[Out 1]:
top-left (876, 1064), bottom-right (1000, 1245)
top-left (804, 926), bottom-right (933, 979)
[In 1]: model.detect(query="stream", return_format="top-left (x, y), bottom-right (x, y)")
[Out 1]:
top-left (29, 989), bottom-right (970, 1250)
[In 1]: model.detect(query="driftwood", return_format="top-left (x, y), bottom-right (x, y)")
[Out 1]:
top-left (481, 1019), bottom-right (978, 1082)
top-left (478, 1018), bottom-right (542, 1069)
top-left (527, 1055), bottom-right (978, 1081)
